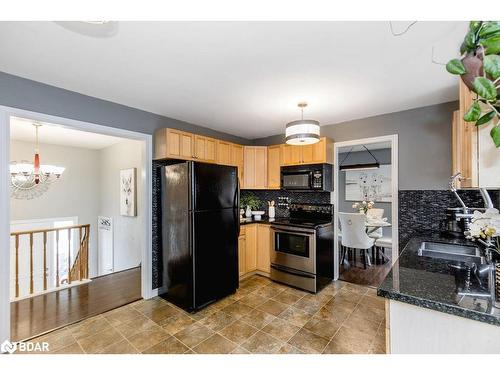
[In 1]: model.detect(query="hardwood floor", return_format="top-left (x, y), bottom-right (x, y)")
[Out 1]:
top-left (11, 267), bottom-right (141, 342)
top-left (339, 249), bottom-right (392, 288)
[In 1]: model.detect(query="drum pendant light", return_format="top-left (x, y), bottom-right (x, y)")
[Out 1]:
top-left (285, 102), bottom-right (320, 145)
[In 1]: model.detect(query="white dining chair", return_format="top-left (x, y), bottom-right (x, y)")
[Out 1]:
top-left (339, 212), bottom-right (375, 269)
top-left (366, 208), bottom-right (384, 239)
top-left (375, 236), bottom-right (392, 263)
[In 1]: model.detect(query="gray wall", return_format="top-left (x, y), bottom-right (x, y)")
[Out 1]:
top-left (0, 71), bottom-right (249, 144)
top-left (338, 148), bottom-right (392, 236)
top-left (253, 101), bottom-right (459, 190)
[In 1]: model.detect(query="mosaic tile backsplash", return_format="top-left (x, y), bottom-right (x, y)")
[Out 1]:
top-left (398, 189), bottom-right (500, 250)
top-left (240, 189), bottom-right (332, 218)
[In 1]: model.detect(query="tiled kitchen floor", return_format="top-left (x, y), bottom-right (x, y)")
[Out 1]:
top-left (25, 276), bottom-right (386, 354)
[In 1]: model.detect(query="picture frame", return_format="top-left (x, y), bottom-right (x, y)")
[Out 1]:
top-left (344, 164), bottom-right (392, 203)
top-left (120, 168), bottom-right (137, 217)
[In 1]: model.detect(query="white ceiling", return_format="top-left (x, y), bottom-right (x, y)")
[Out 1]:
top-left (0, 21), bottom-right (467, 139)
top-left (10, 116), bottom-right (125, 149)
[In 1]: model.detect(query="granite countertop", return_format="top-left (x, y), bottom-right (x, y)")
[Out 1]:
top-left (378, 232), bottom-right (500, 327)
top-left (240, 217), bottom-right (279, 226)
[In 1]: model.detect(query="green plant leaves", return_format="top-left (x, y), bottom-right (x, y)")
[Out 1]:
top-left (473, 77), bottom-right (497, 101)
top-left (491, 125), bottom-right (500, 148)
top-left (481, 34), bottom-right (500, 55)
top-left (464, 102), bottom-right (482, 122)
top-left (470, 21), bottom-right (483, 34)
top-left (484, 55), bottom-right (500, 80)
top-left (446, 59), bottom-right (467, 75)
top-left (464, 31), bottom-right (477, 50)
top-left (476, 111), bottom-right (496, 126)
top-left (479, 22), bottom-right (500, 39)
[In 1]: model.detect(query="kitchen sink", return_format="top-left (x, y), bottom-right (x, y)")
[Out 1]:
top-left (418, 241), bottom-right (484, 265)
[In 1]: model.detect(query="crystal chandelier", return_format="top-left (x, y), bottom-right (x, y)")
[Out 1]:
top-left (10, 123), bottom-right (65, 200)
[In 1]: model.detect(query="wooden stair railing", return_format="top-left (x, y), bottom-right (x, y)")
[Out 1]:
top-left (10, 224), bottom-right (91, 298)
top-left (68, 226), bottom-right (90, 283)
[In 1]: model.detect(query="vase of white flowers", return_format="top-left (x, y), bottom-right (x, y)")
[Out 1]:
top-left (352, 200), bottom-right (374, 214)
top-left (465, 208), bottom-right (500, 303)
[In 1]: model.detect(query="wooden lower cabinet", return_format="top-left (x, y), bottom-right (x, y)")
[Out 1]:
top-left (256, 224), bottom-right (271, 273)
top-left (238, 235), bottom-right (246, 277)
top-left (238, 224), bottom-right (271, 277)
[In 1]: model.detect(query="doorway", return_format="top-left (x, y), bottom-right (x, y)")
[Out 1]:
top-left (0, 106), bottom-right (153, 343)
top-left (333, 135), bottom-right (398, 287)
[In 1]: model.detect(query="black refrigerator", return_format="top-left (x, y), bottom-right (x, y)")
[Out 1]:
top-left (160, 161), bottom-right (239, 312)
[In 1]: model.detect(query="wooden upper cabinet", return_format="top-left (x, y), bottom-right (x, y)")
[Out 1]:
top-left (313, 137), bottom-right (334, 164)
top-left (281, 137), bottom-right (333, 165)
top-left (267, 145), bottom-right (282, 189)
top-left (217, 140), bottom-right (232, 165)
top-left (282, 144), bottom-right (302, 165)
top-left (154, 128), bottom-right (193, 160)
top-left (301, 144), bottom-right (314, 164)
top-left (194, 135), bottom-right (217, 163)
top-left (243, 146), bottom-right (267, 189)
top-left (231, 144), bottom-right (244, 185)
top-left (453, 81), bottom-right (479, 188)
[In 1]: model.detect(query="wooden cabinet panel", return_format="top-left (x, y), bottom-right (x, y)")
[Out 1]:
top-left (245, 224), bottom-right (257, 273)
top-left (312, 138), bottom-right (326, 163)
top-left (243, 147), bottom-right (256, 188)
top-left (217, 140), bottom-right (232, 165)
top-left (238, 235), bottom-right (246, 277)
top-left (254, 147), bottom-right (268, 188)
top-left (256, 224), bottom-right (271, 273)
top-left (154, 128), bottom-right (194, 160)
top-left (231, 144), bottom-right (244, 185)
top-left (267, 145), bottom-right (282, 189)
top-left (179, 132), bottom-right (194, 159)
top-left (454, 81), bottom-right (478, 188)
top-left (205, 138), bottom-right (216, 162)
top-left (194, 135), bottom-right (217, 163)
top-left (301, 144), bottom-right (314, 164)
top-left (194, 135), bottom-right (206, 160)
top-left (243, 146), bottom-right (267, 189)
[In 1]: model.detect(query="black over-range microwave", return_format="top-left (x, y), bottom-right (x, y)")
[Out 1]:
top-left (280, 163), bottom-right (333, 192)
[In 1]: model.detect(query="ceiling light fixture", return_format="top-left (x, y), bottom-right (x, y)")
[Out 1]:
top-left (285, 102), bottom-right (320, 146)
top-left (10, 123), bottom-right (65, 200)
top-left (339, 145), bottom-right (381, 171)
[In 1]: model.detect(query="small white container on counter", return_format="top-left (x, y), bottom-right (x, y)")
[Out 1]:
top-left (268, 206), bottom-right (275, 218)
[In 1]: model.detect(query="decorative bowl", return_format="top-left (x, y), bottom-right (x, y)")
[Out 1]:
top-left (251, 211), bottom-right (265, 220)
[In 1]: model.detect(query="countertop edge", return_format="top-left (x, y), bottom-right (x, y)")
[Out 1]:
top-left (377, 288), bottom-right (500, 327)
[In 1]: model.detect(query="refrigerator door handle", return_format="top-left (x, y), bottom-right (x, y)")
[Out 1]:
top-left (235, 176), bottom-right (240, 236)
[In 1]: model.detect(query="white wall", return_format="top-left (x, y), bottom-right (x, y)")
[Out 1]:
top-left (10, 138), bottom-right (142, 278)
top-left (99, 139), bottom-right (142, 273)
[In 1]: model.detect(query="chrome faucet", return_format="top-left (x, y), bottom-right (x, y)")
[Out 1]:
top-left (449, 173), bottom-right (468, 213)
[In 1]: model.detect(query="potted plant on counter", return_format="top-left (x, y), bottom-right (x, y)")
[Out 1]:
top-left (445, 21), bottom-right (500, 148)
top-left (240, 193), bottom-right (262, 218)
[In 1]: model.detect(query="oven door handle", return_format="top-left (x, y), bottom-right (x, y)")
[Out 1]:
top-left (271, 226), bottom-right (315, 235)
top-left (271, 264), bottom-right (315, 279)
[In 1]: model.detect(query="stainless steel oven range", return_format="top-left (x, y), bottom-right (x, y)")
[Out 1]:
top-left (270, 203), bottom-right (334, 293)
